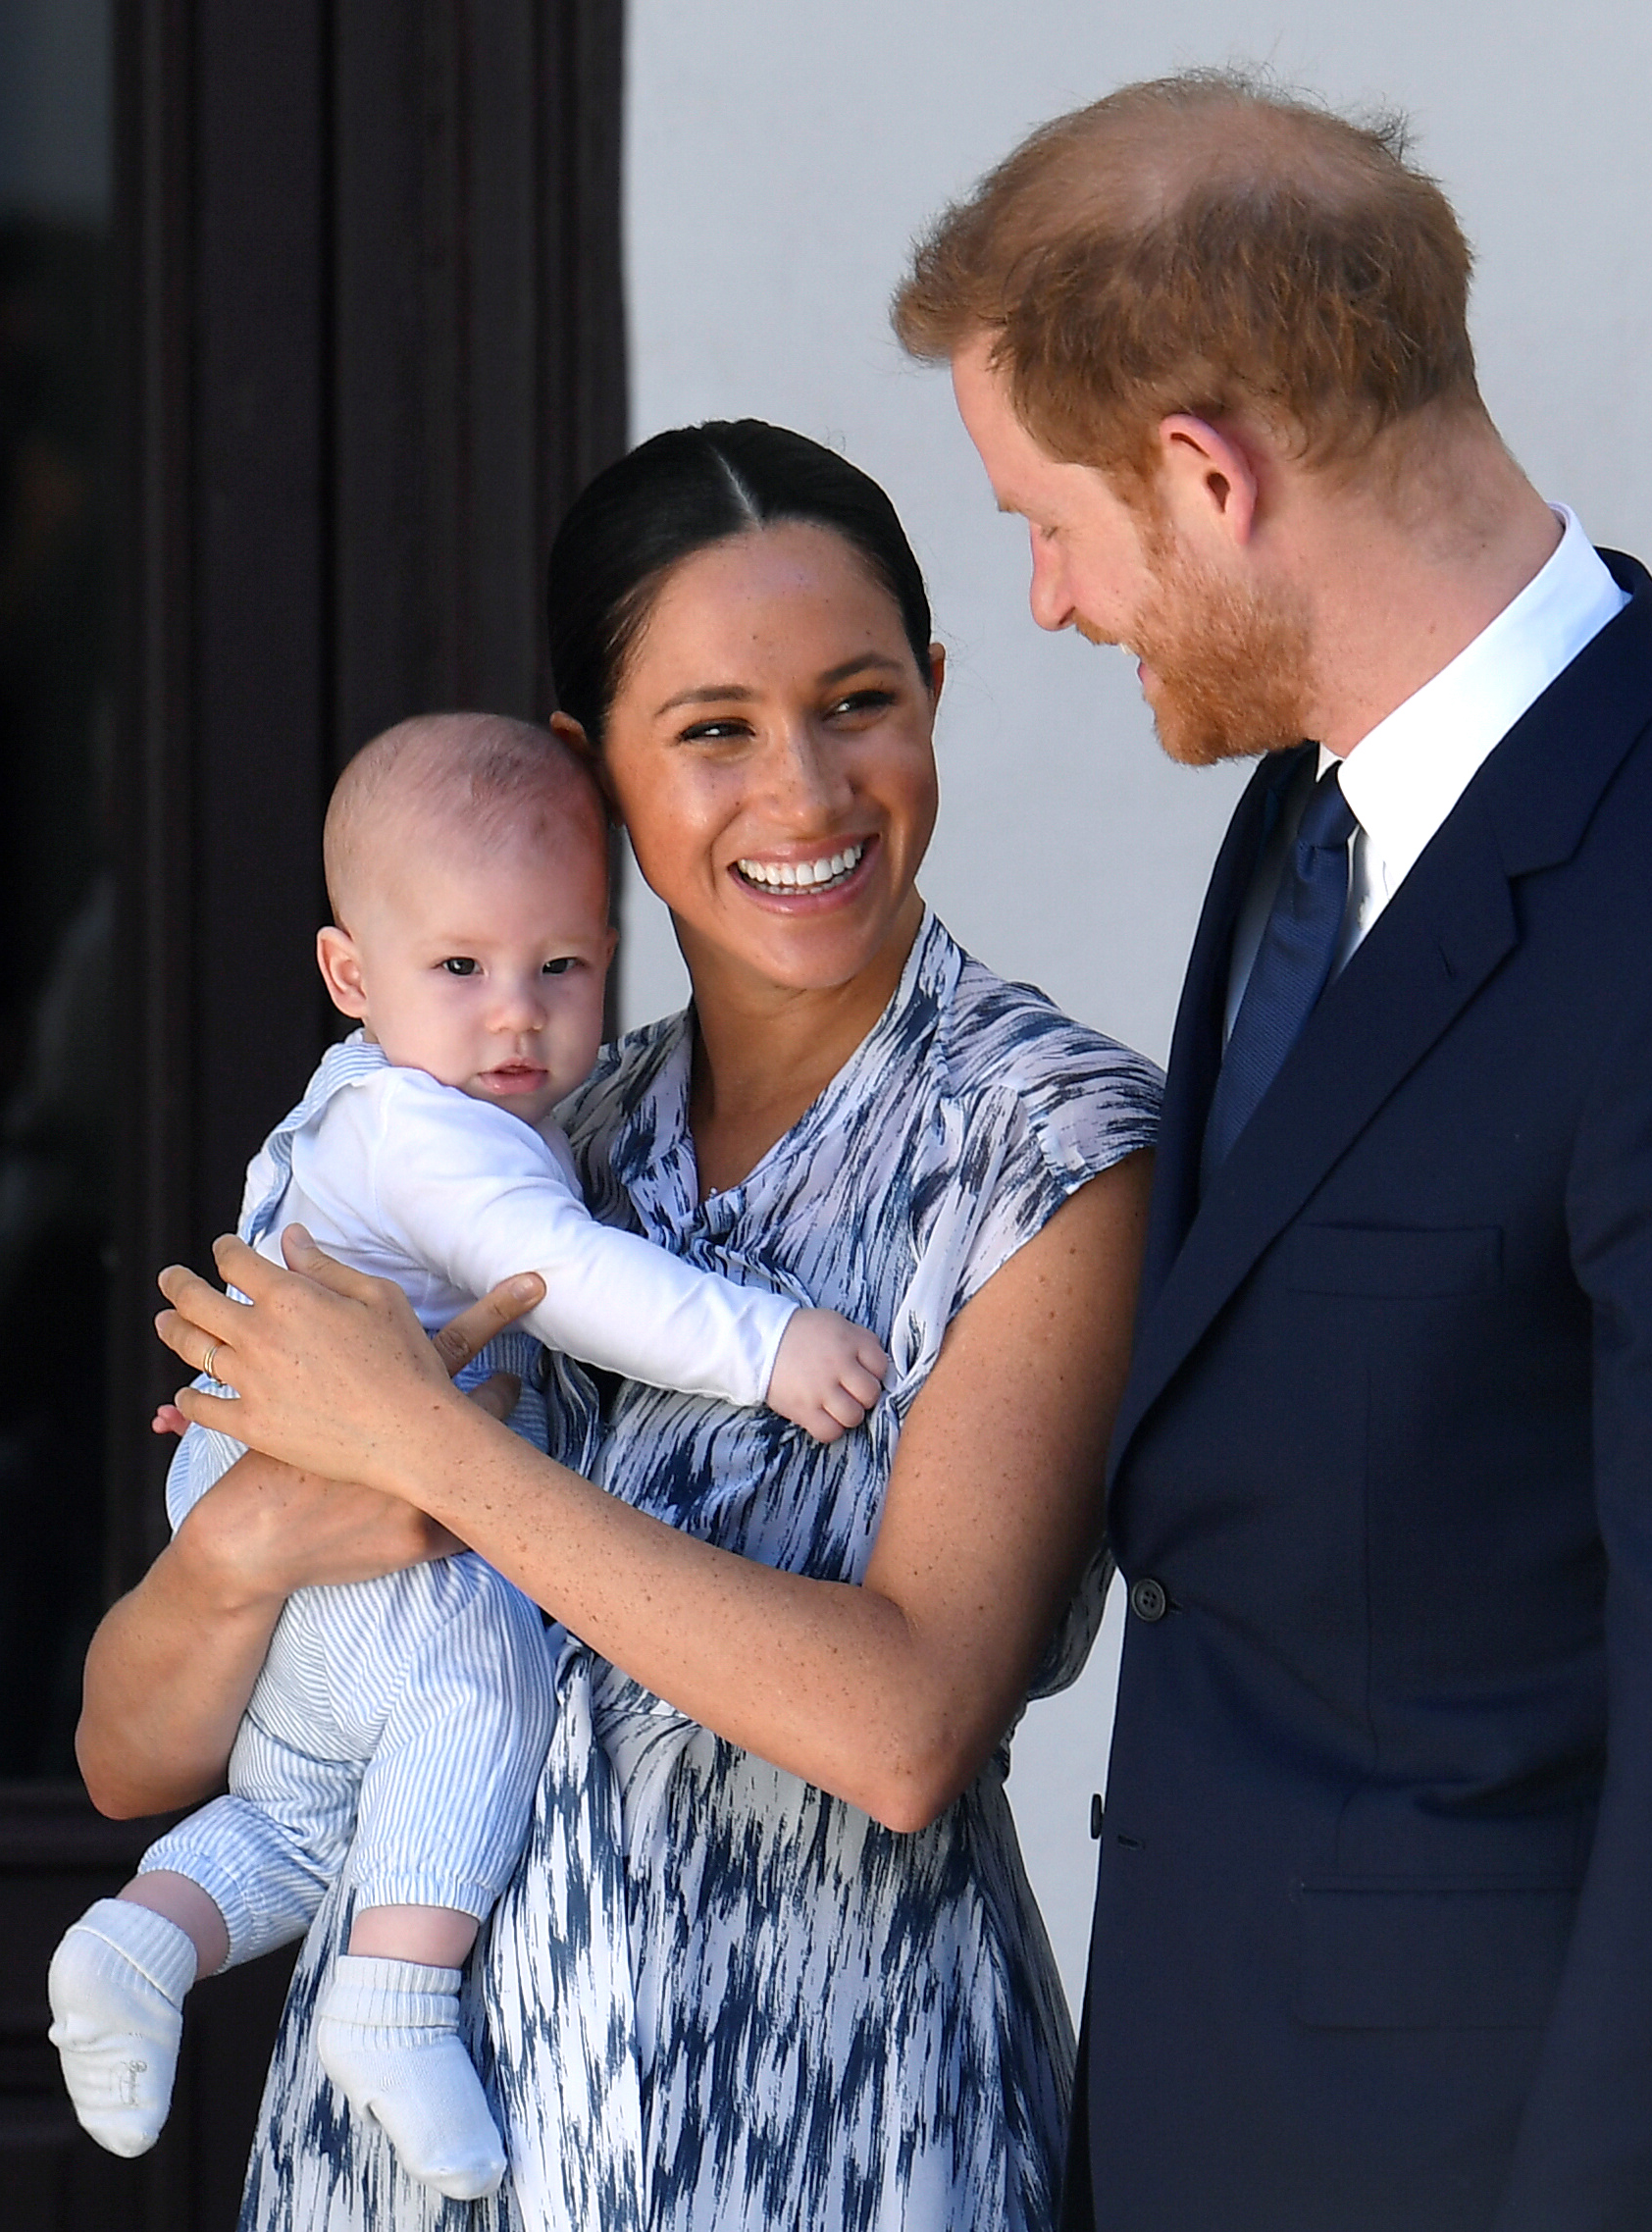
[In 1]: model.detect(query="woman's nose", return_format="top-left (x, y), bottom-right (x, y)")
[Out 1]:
top-left (760, 720), bottom-right (852, 821)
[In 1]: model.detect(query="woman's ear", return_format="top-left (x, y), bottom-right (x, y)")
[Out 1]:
top-left (926, 642), bottom-right (947, 708)
top-left (316, 925), bottom-right (370, 1020)
top-left (550, 710), bottom-right (618, 817)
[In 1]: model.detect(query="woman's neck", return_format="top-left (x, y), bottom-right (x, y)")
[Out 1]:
top-left (684, 895), bottom-right (925, 1198)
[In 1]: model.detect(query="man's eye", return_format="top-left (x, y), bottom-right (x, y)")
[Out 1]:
top-left (441, 957), bottom-right (480, 977)
top-left (542, 957), bottom-right (575, 976)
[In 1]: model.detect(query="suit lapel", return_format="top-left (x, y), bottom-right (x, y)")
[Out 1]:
top-left (1111, 556), bottom-right (1652, 1481)
top-left (1137, 747), bottom-right (1310, 1316)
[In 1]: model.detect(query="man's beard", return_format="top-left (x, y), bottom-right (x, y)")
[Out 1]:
top-left (1110, 531), bottom-right (1316, 767)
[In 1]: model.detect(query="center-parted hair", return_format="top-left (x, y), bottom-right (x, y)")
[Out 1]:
top-left (545, 420), bottom-right (933, 749)
top-left (893, 69), bottom-right (1483, 478)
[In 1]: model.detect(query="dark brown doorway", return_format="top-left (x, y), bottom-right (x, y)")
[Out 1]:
top-left (0, 5), bottom-right (624, 2222)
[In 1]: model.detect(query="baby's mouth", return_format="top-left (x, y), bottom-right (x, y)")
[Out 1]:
top-left (480, 1063), bottom-right (548, 1095)
top-left (733, 840), bottom-right (867, 895)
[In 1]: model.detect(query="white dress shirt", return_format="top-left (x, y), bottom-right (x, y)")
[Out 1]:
top-left (1225, 506), bottom-right (1629, 1039)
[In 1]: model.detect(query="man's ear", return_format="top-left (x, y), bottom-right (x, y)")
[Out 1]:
top-left (550, 709), bottom-right (617, 816)
top-left (1155, 413), bottom-right (1261, 549)
top-left (317, 925), bottom-right (370, 1019)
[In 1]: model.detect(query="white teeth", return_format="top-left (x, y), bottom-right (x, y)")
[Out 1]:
top-left (736, 842), bottom-right (865, 893)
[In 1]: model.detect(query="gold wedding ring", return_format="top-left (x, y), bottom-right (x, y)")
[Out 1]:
top-left (202, 1342), bottom-right (219, 1381)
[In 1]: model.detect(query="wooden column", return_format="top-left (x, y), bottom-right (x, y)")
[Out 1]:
top-left (0, 7), bottom-right (626, 2224)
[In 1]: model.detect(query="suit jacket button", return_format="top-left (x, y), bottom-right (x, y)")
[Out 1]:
top-left (1090, 1792), bottom-right (1105, 1840)
top-left (1130, 1576), bottom-right (1168, 1623)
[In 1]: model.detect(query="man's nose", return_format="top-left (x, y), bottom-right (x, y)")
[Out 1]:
top-left (1027, 529), bottom-right (1075, 634)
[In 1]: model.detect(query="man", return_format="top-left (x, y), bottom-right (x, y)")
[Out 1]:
top-left (895, 71), bottom-right (1652, 2232)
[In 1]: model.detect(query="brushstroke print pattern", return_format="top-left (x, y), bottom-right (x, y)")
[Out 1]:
top-left (237, 913), bottom-right (1161, 2230)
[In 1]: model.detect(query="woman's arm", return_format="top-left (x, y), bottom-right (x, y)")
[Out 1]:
top-left (161, 1156), bottom-right (1151, 1833)
top-left (77, 1279), bottom-right (543, 1819)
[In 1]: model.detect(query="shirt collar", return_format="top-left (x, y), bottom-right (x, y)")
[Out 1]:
top-left (1324, 506), bottom-right (1628, 888)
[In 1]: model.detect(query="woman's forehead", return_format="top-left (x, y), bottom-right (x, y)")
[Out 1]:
top-left (626, 524), bottom-right (914, 691)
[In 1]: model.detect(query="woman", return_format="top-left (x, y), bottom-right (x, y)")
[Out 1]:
top-left (83, 423), bottom-right (1161, 2229)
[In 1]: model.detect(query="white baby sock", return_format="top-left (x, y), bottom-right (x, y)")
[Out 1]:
top-left (47, 1897), bottom-right (198, 2157)
top-left (316, 1954), bottom-right (505, 2202)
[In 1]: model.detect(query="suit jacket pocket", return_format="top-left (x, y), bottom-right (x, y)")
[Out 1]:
top-left (1277, 1222), bottom-right (1503, 1297)
top-left (1293, 1880), bottom-right (1575, 2029)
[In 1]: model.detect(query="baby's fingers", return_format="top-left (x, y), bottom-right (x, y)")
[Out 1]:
top-left (840, 1360), bottom-right (885, 1412)
top-left (819, 1385), bottom-right (869, 1434)
top-left (854, 1334), bottom-right (890, 1382)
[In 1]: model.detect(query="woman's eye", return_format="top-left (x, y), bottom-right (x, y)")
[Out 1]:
top-left (441, 957), bottom-right (480, 977)
top-left (827, 688), bottom-right (898, 721)
top-left (542, 957), bottom-right (576, 976)
top-left (678, 717), bottom-right (750, 744)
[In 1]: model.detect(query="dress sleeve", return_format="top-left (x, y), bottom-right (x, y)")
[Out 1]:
top-left (951, 1033), bottom-right (1162, 1317)
top-left (341, 1073), bottom-right (798, 1407)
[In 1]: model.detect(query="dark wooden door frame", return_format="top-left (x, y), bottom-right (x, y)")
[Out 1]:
top-left (111, 0), bottom-right (627, 1581)
top-left (3, 6), bottom-right (626, 2224)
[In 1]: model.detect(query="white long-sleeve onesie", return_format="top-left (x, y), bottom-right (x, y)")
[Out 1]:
top-left (141, 1034), bottom-right (799, 1966)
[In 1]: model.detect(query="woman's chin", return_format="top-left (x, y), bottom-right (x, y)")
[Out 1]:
top-left (708, 855), bottom-right (918, 992)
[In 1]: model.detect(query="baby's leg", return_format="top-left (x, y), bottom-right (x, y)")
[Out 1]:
top-left (315, 1554), bottom-right (556, 2203)
top-left (316, 1919), bottom-right (504, 2205)
top-left (51, 1692), bottom-right (359, 2158)
top-left (47, 1880), bottom-right (215, 2156)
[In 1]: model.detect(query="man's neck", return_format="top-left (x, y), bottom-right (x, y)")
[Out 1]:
top-left (1291, 435), bottom-right (1563, 758)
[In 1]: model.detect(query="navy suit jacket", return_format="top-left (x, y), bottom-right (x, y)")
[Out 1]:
top-left (1070, 552), bottom-right (1652, 2232)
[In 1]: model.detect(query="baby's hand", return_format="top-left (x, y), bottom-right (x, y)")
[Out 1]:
top-left (765, 1308), bottom-right (889, 1444)
top-left (150, 1404), bottom-right (190, 1436)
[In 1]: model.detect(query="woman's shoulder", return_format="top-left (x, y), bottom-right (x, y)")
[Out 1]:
top-left (936, 932), bottom-right (1163, 1153)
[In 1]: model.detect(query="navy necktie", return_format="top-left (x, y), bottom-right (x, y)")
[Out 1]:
top-left (1201, 762), bottom-right (1357, 1187)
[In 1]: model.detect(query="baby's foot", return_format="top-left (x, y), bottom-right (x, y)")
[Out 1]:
top-left (47, 1899), bottom-right (197, 2156)
top-left (317, 1954), bottom-right (505, 2201)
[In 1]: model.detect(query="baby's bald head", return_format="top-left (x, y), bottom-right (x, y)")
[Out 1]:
top-left (324, 712), bottom-right (606, 929)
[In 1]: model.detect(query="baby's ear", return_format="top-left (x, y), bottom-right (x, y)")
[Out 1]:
top-left (316, 925), bottom-right (370, 1019)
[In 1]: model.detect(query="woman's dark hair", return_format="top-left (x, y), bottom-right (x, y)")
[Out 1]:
top-left (545, 420), bottom-right (934, 747)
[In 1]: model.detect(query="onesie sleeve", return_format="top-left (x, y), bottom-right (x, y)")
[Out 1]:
top-left (346, 1071), bottom-right (797, 1407)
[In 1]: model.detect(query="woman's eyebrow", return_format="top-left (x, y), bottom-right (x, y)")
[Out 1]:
top-left (653, 683), bottom-right (757, 717)
top-left (816, 654), bottom-right (906, 687)
top-left (652, 654), bottom-right (905, 720)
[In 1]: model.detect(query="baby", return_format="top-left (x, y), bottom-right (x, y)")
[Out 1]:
top-left (48, 714), bottom-right (886, 2201)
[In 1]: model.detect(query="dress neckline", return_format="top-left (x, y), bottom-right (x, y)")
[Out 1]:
top-left (608, 907), bottom-right (957, 1238)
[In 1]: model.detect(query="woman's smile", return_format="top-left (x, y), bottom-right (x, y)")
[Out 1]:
top-left (732, 837), bottom-right (871, 900)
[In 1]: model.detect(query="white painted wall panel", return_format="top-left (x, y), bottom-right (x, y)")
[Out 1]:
top-left (624, 0), bottom-right (1652, 2011)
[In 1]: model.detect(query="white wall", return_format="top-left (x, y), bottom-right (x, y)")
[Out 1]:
top-left (623, 0), bottom-right (1652, 2013)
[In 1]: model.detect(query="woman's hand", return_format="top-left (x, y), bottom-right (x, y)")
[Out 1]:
top-left (77, 1262), bottom-right (545, 1818)
top-left (154, 1227), bottom-right (545, 1496)
top-left (255, 1153), bottom-right (1153, 1836)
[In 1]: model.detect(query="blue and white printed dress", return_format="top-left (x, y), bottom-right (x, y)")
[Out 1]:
top-left (237, 911), bottom-right (1161, 2232)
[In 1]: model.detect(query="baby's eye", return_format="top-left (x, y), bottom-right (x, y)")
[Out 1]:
top-left (542, 957), bottom-right (576, 976)
top-left (441, 957), bottom-right (480, 977)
